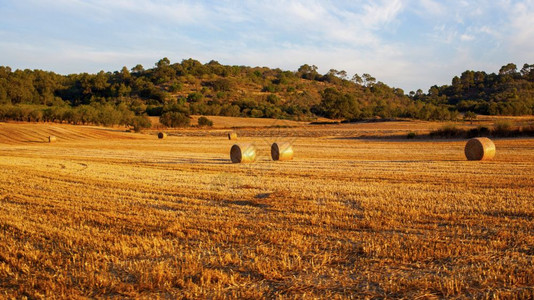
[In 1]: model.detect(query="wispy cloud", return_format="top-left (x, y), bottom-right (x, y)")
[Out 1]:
top-left (361, 0), bottom-right (404, 29)
top-left (416, 0), bottom-right (446, 16)
top-left (460, 34), bottom-right (475, 41)
top-left (505, 1), bottom-right (534, 58)
top-left (0, 0), bottom-right (533, 92)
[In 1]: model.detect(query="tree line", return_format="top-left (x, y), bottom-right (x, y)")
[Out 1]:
top-left (412, 63), bottom-right (534, 115)
top-left (0, 60), bottom-right (532, 128)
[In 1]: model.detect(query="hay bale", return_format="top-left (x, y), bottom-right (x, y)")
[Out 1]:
top-left (158, 132), bottom-right (167, 139)
top-left (48, 136), bottom-right (57, 143)
top-left (271, 142), bottom-right (293, 161)
top-left (464, 137), bottom-right (495, 161)
top-left (228, 132), bottom-right (237, 140)
top-left (230, 143), bottom-right (256, 163)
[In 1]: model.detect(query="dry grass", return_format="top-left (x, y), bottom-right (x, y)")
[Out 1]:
top-left (228, 132), bottom-right (238, 140)
top-left (0, 122), bottom-right (533, 298)
top-left (149, 119), bottom-right (445, 140)
top-left (148, 115), bottom-right (307, 130)
top-left (0, 122), bottom-right (141, 144)
top-left (188, 115), bottom-right (307, 128)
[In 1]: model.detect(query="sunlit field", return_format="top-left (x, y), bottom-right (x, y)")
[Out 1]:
top-left (1, 121), bottom-right (533, 298)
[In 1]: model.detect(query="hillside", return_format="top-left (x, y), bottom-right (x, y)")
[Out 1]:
top-left (415, 63), bottom-right (534, 115)
top-left (0, 60), bottom-right (533, 130)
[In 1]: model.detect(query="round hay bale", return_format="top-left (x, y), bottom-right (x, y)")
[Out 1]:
top-left (271, 142), bottom-right (293, 161)
top-left (228, 132), bottom-right (238, 140)
top-left (48, 136), bottom-right (57, 143)
top-left (158, 132), bottom-right (167, 139)
top-left (230, 143), bottom-right (256, 163)
top-left (464, 137), bottom-right (495, 161)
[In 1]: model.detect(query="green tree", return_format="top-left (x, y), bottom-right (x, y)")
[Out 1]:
top-left (499, 63), bottom-right (517, 76)
top-left (156, 57), bottom-right (171, 68)
top-left (362, 73), bottom-right (376, 87)
top-left (317, 88), bottom-right (359, 119)
top-left (463, 111), bottom-right (477, 124)
top-left (160, 111), bottom-right (190, 127)
top-left (131, 64), bottom-right (144, 74)
top-left (297, 64), bottom-right (319, 80)
top-left (129, 115), bottom-right (152, 132)
top-left (351, 73), bottom-right (363, 85)
top-left (197, 116), bottom-right (213, 127)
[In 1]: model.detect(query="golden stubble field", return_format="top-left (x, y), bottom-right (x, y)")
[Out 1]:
top-left (0, 121), bottom-right (533, 299)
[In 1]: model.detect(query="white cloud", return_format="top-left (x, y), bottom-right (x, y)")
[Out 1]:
top-left (22, 0), bottom-right (209, 25)
top-left (505, 1), bottom-right (534, 57)
top-left (0, 37), bottom-right (162, 74)
top-left (460, 34), bottom-right (474, 41)
top-left (287, 1), bottom-right (327, 21)
top-left (2, 0), bottom-right (533, 92)
top-left (478, 26), bottom-right (497, 36)
top-left (428, 25), bottom-right (458, 44)
top-left (414, 0), bottom-right (447, 17)
top-left (361, 0), bottom-right (404, 29)
top-left (106, 0), bottom-right (208, 24)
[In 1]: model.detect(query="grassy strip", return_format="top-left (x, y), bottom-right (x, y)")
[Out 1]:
top-left (428, 122), bottom-right (534, 139)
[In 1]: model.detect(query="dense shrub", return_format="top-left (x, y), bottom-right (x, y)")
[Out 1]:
top-left (466, 126), bottom-right (490, 138)
top-left (430, 123), bottom-right (534, 138)
top-left (146, 105), bottom-right (164, 116)
top-left (197, 116), bottom-right (213, 127)
top-left (429, 124), bottom-right (464, 138)
top-left (160, 111), bottom-right (190, 127)
top-left (493, 120), bottom-right (514, 136)
top-left (521, 125), bottom-right (534, 135)
top-left (129, 115), bottom-right (152, 132)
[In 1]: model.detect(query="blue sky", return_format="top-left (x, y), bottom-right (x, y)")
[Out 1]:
top-left (1, 0), bottom-right (533, 92)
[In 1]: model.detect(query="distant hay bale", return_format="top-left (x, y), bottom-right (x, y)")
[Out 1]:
top-left (464, 137), bottom-right (495, 161)
top-left (230, 143), bottom-right (256, 163)
top-left (228, 132), bottom-right (237, 140)
top-left (48, 136), bottom-right (57, 143)
top-left (158, 132), bottom-right (167, 139)
top-left (271, 142), bottom-right (293, 161)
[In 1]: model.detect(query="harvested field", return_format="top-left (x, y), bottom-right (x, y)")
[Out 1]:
top-left (0, 121), bottom-right (533, 298)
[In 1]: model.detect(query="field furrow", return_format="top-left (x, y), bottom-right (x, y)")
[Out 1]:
top-left (1, 123), bottom-right (533, 298)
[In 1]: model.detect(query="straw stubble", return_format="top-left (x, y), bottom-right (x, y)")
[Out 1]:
top-left (228, 132), bottom-right (238, 140)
